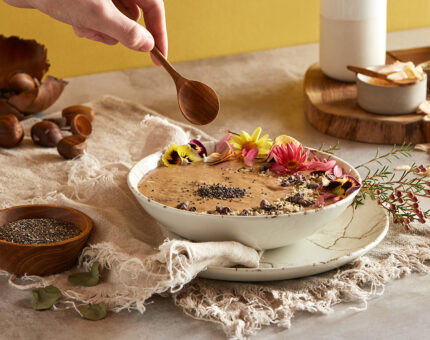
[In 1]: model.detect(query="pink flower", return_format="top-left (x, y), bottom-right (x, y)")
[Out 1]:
top-left (307, 156), bottom-right (336, 172)
top-left (216, 133), bottom-right (232, 154)
top-left (270, 143), bottom-right (311, 174)
top-left (242, 147), bottom-right (259, 167)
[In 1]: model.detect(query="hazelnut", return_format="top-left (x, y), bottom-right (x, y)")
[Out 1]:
top-left (31, 121), bottom-right (64, 147)
top-left (57, 135), bottom-right (87, 159)
top-left (62, 105), bottom-right (95, 124)
top-left (70, 114), bottom-right (92, 137)
top-left (7, 72), bottom-right (37, 92)
top-left (0, 114), bottom-right (24, 148)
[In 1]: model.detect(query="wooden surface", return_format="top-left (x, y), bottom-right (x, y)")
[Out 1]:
top-left (0, 205), bottom-right (93, 276)
top-left (304, 47), bottom-right (430, 144)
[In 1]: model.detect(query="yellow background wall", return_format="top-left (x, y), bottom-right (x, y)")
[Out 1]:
top-left (0, 0), bottom-right (429, 78)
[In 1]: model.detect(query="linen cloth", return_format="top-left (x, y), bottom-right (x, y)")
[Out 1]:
top-left (1, 95), bottom-right (429, 339)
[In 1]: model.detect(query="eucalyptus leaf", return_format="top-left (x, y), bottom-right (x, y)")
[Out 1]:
top-left (31, 285), bottom-right (62, 310)
top-left (78, 303), bottom-right (107, 321)
top-left (68, 261), bottom-right (101, 287)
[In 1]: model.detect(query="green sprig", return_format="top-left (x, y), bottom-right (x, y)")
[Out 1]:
top-left (354, 145), bottom-right (429, 230)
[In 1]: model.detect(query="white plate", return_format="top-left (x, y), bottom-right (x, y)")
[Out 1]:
top-left (199, 198), bottom-right (388, 281)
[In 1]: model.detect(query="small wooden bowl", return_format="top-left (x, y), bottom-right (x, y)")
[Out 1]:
top-left (0, 205), bottom-right (93, 276)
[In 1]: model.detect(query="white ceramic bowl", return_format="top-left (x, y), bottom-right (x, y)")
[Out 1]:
top-left (356, 66), bottom-right (427, 115)
top-left (128, 147), bottom-right (361, 250)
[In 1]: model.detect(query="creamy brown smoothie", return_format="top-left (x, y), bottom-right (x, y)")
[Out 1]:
top-left (138, 160), bottom-right (320, 216)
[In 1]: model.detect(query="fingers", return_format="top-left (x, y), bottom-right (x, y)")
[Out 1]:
top-left (87, 1), bottom-right (154, 52)
top-left (111, 0), bottom-right (141, 21)
top-left (3, 0), bottom-right (33, 9)
top-left (135, 0), bottom-right (168, 64)
top-left (73, 26), bottom-right (118, 45)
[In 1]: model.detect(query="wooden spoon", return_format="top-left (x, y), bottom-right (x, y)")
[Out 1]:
top-left (112, 0), bottom-right (219, 125)
top-left (151, 47), bottom-right (219, 125)
top-left (347, 65), bottom-right (418, 86)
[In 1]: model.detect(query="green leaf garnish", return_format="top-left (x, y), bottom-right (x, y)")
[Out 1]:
top-left (78, 303), bottom-right (107, 321)
top-left (31, 285), bottom-right (62, 310)
top-left (68, 262), bottom-right (101, 287)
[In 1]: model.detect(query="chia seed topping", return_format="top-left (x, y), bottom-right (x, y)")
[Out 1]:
top-left (195, 184), bottom-right (247, 200)
top-left (0, 218), bottom-right (81, 244)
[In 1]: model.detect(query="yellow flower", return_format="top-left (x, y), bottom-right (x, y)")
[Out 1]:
top-left (229, 127), bottom-right (272, 161)
top-left (162, 144), bottom-right (201, 167)
top-left (273, 135), bottom-right (301, 147)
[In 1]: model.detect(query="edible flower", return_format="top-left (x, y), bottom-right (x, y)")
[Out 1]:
top-left (205, 149), bottom-right (234, 165)
top-left (189, 139), bottom-right (207, 157)
top-left (270, 142), bottom-right (310, 174)
top-left (273, 135), bottom-right (301, 147)
top-left (229, 127), bottom-right (272, 167)
top-left (322, 175), bottom-right (361, 197)
top-left (162, 144), bottom-right (201, 167)
top-left (216, 132), bottom-right (232, 153)
top-left (306, 155), bottom-right (336, 172)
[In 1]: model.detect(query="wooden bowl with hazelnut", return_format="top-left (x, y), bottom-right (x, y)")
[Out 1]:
top-left (0, 205), bottom-right (93, 276)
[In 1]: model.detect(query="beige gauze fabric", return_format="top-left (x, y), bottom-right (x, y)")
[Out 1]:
top-left (1, 96), bottom-right (430, 340)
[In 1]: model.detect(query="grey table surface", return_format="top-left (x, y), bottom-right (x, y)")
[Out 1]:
top-left (1, 27), bottom-right (430, 340)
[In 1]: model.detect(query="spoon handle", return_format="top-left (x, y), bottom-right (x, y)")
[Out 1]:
top-left (346, 65), bottom-right (388, 80)
top-left (151, 47), bottom-right (182, 84)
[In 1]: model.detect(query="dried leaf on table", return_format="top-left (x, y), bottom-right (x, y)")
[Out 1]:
top-left (78, 303), bottom-right (107, 321)
top-left (30, 285), bottom-right (62, 310)
top-left (68, 261), bottom-right (101, 287)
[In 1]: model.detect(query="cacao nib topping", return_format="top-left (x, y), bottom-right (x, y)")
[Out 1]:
top-left (258, 164), bottom-right (271, 172)
top-left (176, 201), bottom-right (190, 210)
top-left (306, 183), bottom-right (319, 189)
top-left (216, 206), bottom-right (232, 215)
top-left (239, 209), bottom-right (251, 216)
top-left (285, 193), bottom-right (314, 207)
top-left (281, 175), bottom-right (305, 187)
top-left (260, 199), bottom-right (275, 211)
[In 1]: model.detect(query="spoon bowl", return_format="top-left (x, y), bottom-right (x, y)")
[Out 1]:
top-left (177, 80), bottom-right (219, 125)
top-left (151, 47), bottom-right (219, 125)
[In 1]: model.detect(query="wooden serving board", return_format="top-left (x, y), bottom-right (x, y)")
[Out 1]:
top-left (304, 47), bottom-right (430, 144)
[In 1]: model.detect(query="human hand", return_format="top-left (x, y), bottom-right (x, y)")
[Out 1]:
top-left (3, 0), bottom-right (168, 65)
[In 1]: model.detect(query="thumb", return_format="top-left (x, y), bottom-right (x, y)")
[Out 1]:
top-left (89, 3), bottom-right (154, 51)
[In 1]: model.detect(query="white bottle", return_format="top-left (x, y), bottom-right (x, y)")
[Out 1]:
top-left (320, 0), bottom-right (387, 82)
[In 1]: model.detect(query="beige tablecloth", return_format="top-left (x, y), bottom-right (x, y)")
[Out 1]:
top-left (1, 95), bottom-right (429, 339)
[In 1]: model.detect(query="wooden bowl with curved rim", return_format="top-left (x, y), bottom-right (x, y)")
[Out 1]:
top-left (0, 205), bottom-right (93, 276)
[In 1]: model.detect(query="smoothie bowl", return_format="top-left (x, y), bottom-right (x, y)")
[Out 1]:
top-left (128, 128), bottom-right (361, 250)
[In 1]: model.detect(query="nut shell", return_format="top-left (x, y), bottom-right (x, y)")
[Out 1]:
top-left (62, 105), bottom-right (95, 124)
top-left (70, 114), bottom-right (92, 137)
top-left (57, 135), bottom-right (87, 159)
top-left (31, 121), bottom-right (64, 147)
top-left (7, 72), bottom-right (37, 92)
top-left (0, 114), bottom-right (24, 148)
